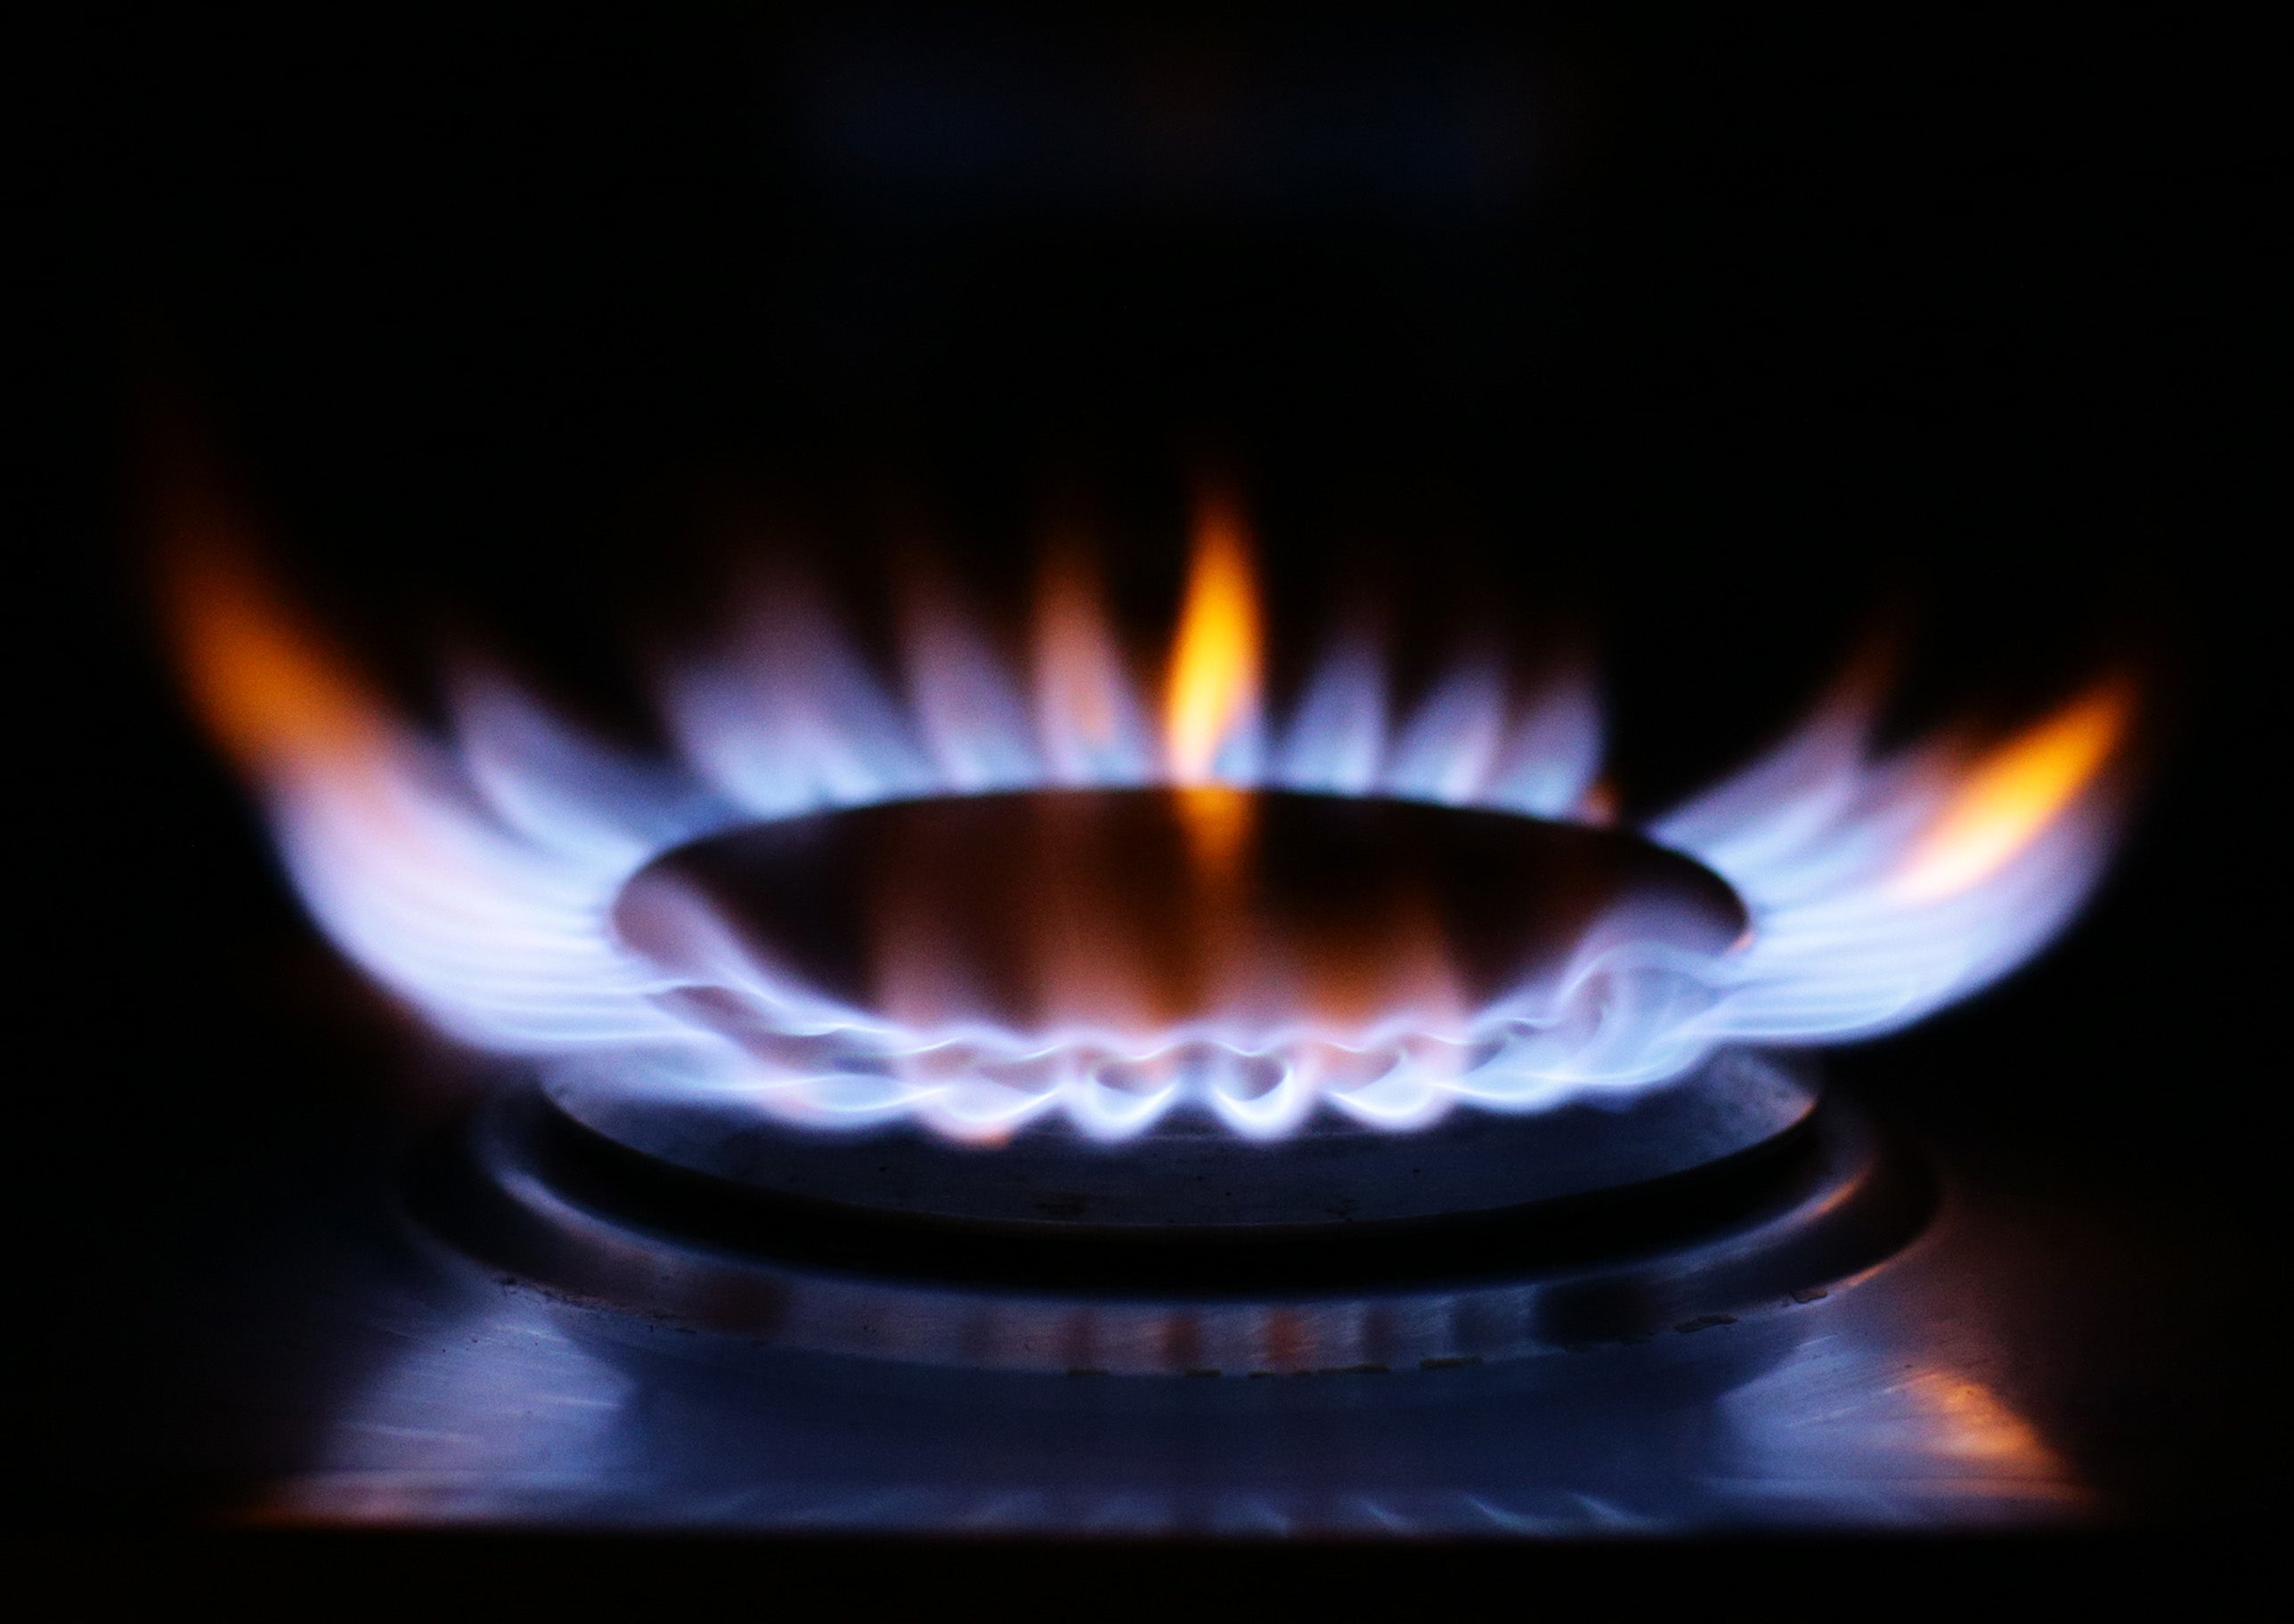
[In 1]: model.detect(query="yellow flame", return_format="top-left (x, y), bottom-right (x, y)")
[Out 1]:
top-left (1163, 491), bottom-right (1263, 784)
top-left (159, 492), bottom-right (384, 780)
top-left (1897, 679), bottom-right (2133, 901)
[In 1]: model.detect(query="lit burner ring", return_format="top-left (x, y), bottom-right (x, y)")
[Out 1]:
top-left (541, 1048), bottom-right (1817, 1233)
top-left (541, 790), bottom-right (1794, 1230)
top-left (160, 498), bottom-right (2137, 1168)
top-left (609, 791), bottom-right (1751, 1145)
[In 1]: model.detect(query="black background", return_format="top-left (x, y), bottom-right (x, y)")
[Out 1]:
top-left (30, 4), bottom-right (2278, 1564)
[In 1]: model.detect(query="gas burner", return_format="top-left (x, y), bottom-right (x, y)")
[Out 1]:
top-left (407, 1056), bottom-right (1926, 1377)
top-left (124, 459), bottom-right (2189, 1536)
top-left (161, 485), bottom-right (2136, 1158)
top-left (151, 477), bottom-right (2147, 1522)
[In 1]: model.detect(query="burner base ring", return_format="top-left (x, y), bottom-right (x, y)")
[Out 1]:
top-left (403, 1071), bottom-right (1931, 1376)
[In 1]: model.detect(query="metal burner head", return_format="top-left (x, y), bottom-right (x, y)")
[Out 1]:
top-left (530, 789), bottom-right (1794, 1230)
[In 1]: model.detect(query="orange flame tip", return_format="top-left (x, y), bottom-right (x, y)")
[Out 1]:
top-left (1896, 678), bottom-right (2134, 901)
top-left (161, 509), bottom-right (385, 780)
top-left (1164, 490), bottom-right (1263, 785)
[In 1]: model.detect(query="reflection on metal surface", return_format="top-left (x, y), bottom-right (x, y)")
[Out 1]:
top-left (411, 1063), bottom-right (1890, 1360)
top-left (230, 1076), bottom-right (2076, 1533)
top-left (267, 1192), bottom-right (2076, 1532)
top-left (1712, 1344), bottom-right (2082, 1522)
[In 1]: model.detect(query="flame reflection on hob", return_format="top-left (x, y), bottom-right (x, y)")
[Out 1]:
top-left (163, 477), bottom-right (2135, 1143)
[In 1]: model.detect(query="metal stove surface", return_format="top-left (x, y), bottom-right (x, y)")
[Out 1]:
top-left (99, 1063), bottom-right (2209, 1538)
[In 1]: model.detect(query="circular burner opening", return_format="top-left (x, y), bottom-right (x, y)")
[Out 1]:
top-left (614, 789), bottom-right (1749, 1042)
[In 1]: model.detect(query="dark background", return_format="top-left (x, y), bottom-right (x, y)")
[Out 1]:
top-left (31, 5), bottom-right (2277, 1547)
